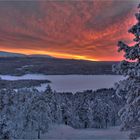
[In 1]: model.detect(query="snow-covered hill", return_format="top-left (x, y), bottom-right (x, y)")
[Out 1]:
top-left (0, 51), bottom-right (26, 57)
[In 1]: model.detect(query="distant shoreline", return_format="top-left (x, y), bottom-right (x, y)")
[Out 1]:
top-left (0, 73), bottom-right (119, 76)
top-left (0, 79), bottom-right (50, 89)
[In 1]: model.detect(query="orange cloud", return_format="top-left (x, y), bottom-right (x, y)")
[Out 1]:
top-left (0, 0), bottom-right (139, 61)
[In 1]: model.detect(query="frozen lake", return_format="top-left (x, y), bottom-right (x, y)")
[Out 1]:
top-left (0, 74), bottom-right (125, 93)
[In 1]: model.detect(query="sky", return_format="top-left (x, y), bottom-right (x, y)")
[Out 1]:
top-left (0, 0), bottom-right (139, 61)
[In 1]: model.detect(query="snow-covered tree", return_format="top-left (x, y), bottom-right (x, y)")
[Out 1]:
top-left (58, 93), bottom-right (73, 126)
top-left (72, 89), bottom-right (120, 129)
top-left (44, 85), bottom-right (62, 123)
top-left (0, 85), bottom-right (123, 139)
top-left (25, 92), bottom-right (52, 139)
top-left (0, 89), bottom-right (16, 139)
top-left (113, 4), bottom-right (140, 140)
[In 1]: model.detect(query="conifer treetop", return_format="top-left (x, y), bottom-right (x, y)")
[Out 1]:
top-left (128, 4), bottom-right (140, 42)
top-left (117, 4), bottom-right (140, 61)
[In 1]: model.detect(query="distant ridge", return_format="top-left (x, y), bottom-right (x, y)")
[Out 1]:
top-left (0, 57), bottom-right (118, 75)
top-left (0, 51), bottom-right (26, 57)
top-left (0, 51), bottom-right (53, 58)
top-left (28, 54), bottom-right (53, 58)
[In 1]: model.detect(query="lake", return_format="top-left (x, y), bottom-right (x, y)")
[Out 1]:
top-left (0, 74), bottom-right (125, 93)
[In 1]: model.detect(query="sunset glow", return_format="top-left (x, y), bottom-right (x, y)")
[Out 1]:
top-left (0, 0), bottom-right (139, 61)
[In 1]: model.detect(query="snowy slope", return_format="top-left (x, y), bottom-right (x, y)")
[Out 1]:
top-left (41, 125), bottom-right (129, 140)
top-left (0, 51), bottom-right (26, 57)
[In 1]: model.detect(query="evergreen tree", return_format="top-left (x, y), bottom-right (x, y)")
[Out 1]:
top-left (113, 4), bottom-right (140, 140)
top-left (26, 93), bottom-right (51, 139)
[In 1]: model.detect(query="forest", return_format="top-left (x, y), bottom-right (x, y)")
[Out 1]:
top-left (0, 57), bottom-right (117, 75)
top-left (0, 86), bottom-right (123, 139)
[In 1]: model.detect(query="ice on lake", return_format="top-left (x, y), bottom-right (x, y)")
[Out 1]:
top-left (0, 74), bottom-right (125, 93)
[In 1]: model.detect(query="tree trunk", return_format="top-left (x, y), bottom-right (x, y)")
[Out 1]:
top-left (105, 119), bottom-right (108, 128)
top-left (113, 116), bottom-right (116, 126)
top-left (38, 130), bottom-right (41, 139)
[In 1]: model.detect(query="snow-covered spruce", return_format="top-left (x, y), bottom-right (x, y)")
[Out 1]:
top-left (0, 87), bottom-right (122, 139)
top-left (113, 4), bottom-right (140, 140)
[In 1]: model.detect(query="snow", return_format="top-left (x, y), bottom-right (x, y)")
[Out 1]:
top-left (0, 74), bottom-right (125, 92)
top-left (41, 124), bottom-right (129, 140)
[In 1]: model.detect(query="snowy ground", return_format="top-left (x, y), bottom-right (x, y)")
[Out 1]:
top-left (40, 125), bottom-right (129, 140)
